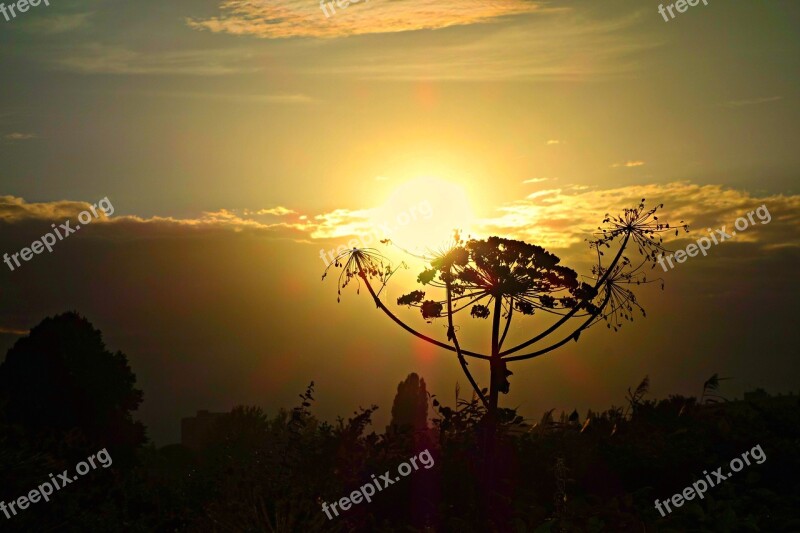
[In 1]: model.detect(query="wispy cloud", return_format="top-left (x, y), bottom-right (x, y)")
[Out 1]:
top-left (3, 132), bottom-right (37, 141)
top-left (24, 12), bottom-right (93, 34)
top-left (522, 177), bottom-right (552, 184)
top-left (245, 206), bottom-right (296, 216)
top-left (51, 45), bottom-right (259, 75)
top-left (144, 91), bottom-right (315, 104)
top-left (187, 0), bottom-right (548, 40)
top-left (546, 139), bottom-right (561, 145)
top-left (611, 160), bottom-right (645, 168)
top-left (723, 96), bottom-right (783, 108)
top-left (301, 12), bottom-right (656, 81)
top-left (0, 326), bottom-right (28, 336)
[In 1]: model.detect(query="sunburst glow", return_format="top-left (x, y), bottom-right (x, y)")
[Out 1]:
top-left (369, 176), bottom-right (476, 254)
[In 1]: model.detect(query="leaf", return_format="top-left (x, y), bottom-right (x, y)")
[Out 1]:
top-left (470, 304), bottom-right (491, 319)
top-left (703, 373), bottom-right (720, 393)
top-left (417, 268), bottom-right (437, 285)
top-left (420, 300), bottom-right (443, 319)
top-left (397, 290), bottom-right (425, 306)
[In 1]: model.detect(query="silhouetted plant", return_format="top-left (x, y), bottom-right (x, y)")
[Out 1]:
top-left (322, 201), bottom-right (687, 525)
top-left (701, 372), bottom-right (731, 404)
top-left (322, 201), bottom-right (687, 419)
top-left (624, 375), bottom-right (650, 419)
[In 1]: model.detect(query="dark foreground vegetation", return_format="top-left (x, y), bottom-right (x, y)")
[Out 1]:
top-left (1, 313), bottom-right (798, 532)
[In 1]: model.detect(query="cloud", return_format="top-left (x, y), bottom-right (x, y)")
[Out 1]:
top-left (546, 140), bottom-right (561, 145)
top-left (143, 91), bottom-right (316, 104)
top-left (0, 196), bottom-right (404, 249)
top-left (475, 182), bottom-right (800, 251)
top-left (51, 44), bottom-right (260, 75)
top-left (24, 12), bottom-right (93, 34)
top-left (187, 0), bottom-right (548, 40)
top-left (611, 160), bottom-right (645, 168)
top-left (0, 196), bottom-right (343, 243)
top-left (245, 206), bottom-right (296, 216)
top-left (6, 182), bottom-right (795, 262)
top-left (522, 178), bottom-right (552, 184)
top-left (723, 96), bottom-right (783, 108)
top-left (305, 208), bottom-right (377, 240)
top-left (3, 132), bottom-right (37, 141)
top-left (0, 196), bottom-right (100, 222)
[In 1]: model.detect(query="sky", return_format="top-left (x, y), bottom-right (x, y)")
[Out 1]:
top-left (0, 0), bottom-right (798, 444)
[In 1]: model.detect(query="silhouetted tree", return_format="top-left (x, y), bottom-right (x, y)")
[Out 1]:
top-left (0, 311), bottom-right (145, 462)
top-left (387, 373), bottom-right (429, 434)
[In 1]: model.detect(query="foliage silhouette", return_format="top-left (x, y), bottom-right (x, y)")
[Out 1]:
top-left (0, 312), bottom-right (146, 531)
top-left (1, 334), bottom-right (797, 532)
top-left (0, 311), bottom-right (146, 464)
top-left (387, 373), bottom-right (429, 435)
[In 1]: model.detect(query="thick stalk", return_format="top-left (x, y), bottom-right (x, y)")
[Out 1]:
top-left (483, 294), bottom-right (504, 525)
top-left (489, 295), bottom-right (503, 414)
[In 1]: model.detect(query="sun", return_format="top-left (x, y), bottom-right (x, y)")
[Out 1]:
top-left (369, 176), bottom-right (476, 254)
